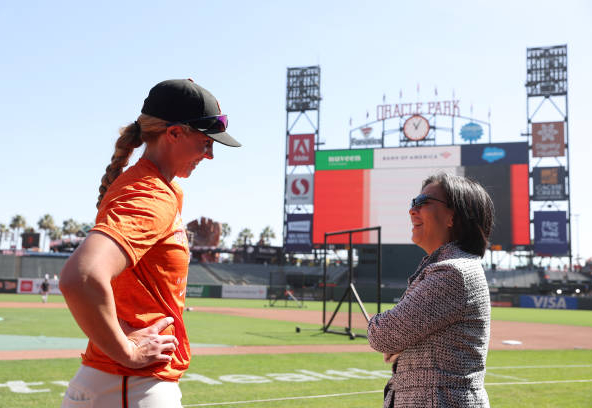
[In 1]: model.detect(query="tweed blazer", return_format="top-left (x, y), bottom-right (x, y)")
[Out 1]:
top-left (367, 242), bottom-right (490, 408)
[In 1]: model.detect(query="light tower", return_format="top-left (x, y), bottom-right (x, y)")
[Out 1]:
top-left (526, 45), bottom-right (571, 269)
top-left (283, 66), bottom-right (321, 256)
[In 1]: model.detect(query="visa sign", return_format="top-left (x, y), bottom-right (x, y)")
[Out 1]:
top-left (519, 295), bottom-right (577, 309)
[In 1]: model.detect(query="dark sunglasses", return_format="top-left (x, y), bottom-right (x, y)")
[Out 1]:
top-left (167, 114), bottom-right (228, 133)
top-left (410, 194), bottom-right (448, 209)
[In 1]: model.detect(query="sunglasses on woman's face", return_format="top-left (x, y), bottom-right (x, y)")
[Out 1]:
top-left (410, 194), bottom-right (448, 209)
top-left (167, 114), bottom-right (228, 133)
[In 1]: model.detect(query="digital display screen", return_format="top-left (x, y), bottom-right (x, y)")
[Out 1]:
top-left (313, 143), bottom-right (530, 250)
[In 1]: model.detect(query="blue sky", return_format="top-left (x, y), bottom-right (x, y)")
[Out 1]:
top-left (1, 1), bottom-right (591, 263)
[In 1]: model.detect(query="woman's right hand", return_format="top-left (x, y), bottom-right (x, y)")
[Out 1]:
top-left (383, 352), bottom-right (401, 364)
top-left (119, 317), bottom-right (179, 369)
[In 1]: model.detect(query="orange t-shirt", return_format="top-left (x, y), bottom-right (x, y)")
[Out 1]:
top-left (82, 158), bottom-right (191, 381)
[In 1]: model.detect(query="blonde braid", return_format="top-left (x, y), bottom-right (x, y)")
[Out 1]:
top-left (96, 114), bottom-right (192, 208)
top-left (96, 121), bottom-right (143, 208)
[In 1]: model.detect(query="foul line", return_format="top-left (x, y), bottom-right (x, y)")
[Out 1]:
top-left (488, 364), bottom-right (592, 369)
top-left (182, 390), bottom-right (382, 407)
top-left (183, 379), bottom-right (592, 407)
top-left (486, 372), bottom-right (528, 381)
top-left (486, 379), bottom-right (592, 386)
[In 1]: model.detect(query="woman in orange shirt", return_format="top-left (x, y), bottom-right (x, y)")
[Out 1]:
top-left (59, 79), bottom-right (240, 407)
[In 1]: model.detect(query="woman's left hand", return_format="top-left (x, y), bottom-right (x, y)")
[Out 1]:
top-left (383, 352), bottom-right (401, 364)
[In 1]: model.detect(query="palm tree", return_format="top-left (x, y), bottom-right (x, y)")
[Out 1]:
top-left (233, 228), bottom-right (254, 247)
top-left (62, 218), bottom-right (81, 240)
top-left (38, 214), bottom-right (56, 251)
top-left (10, 215), bottom-right (27, 249)
top-left (80, 222), bottom-right (94, 235)
top-left (258, 226), bottom-right (276, 246)
top-left (0, 223), bottom-right (8, 247)
top-left (49, 226), bottom-right (63, 240)
top-left (219, 223), bottom-right (231, 248)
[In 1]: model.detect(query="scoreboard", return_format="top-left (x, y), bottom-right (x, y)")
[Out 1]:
top-left (313, 143), bottom-right (530, 250)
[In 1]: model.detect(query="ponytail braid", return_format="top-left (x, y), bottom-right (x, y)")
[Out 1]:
top-left (96, 121), bottom-right (143, 208)
top-left (95, 114), bottom-right (182, 208)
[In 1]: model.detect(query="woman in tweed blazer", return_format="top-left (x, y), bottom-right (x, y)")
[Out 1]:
top-left (368, 173), bottom-right (494, 408)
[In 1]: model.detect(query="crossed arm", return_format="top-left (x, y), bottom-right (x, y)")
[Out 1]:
top-left (367, 267), bottom-right (465, 356)
top-left (59, 231), bottom-right (178, 368)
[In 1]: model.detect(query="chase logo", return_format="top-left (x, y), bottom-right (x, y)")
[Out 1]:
top-left (482, 147), bottom-right (506, 163)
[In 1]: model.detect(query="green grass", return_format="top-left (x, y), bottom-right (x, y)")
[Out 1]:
top-left (0, 350), bottom-right (590, 407)
top-left (4, 295), bottom-right (591, 328)
top-left (185, 296), bottom-right (396, 313)
top-left (0, 306), bottom-right (368, 345)
top-left (1, 294), bottom-right (592, 406)
top-left (185, 311), bottom-right (369, 345)
top-left (486, 350), bottom-right (592, 407)
top-left (491, 307), bottom-right (592, 327)
top-left (0, 307), bottom-right (84, 338)
top-left (0, 293), bottom-right (66, 303)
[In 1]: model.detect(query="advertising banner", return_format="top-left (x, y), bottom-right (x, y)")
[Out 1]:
top-left (533, 167), bottom-right (566, 201)
top-left (461, 142), bottom-right (529, 166)
top-left (288, 134), bottom-right (315, 165)
top-left (0, 279), bottom-right (17, 293)
top-left (532, 121), bottom-right (565, 157)
top-left (186, 284), bottom-right (222, 298)
top-left (534, 211), bottom-right (568, 255)
top-left (519, 295), bottom-right (577, 309)
top-left (315, 149), bottom-right (373, 171)
top-left (21, 233), bottom-right (40, 249)
top-left (222, 285), bottom-right (267, 299)
top-left (285, 214), bottom-right (313, 252)
top-left (374, 146), bottom-right (461, 169)
top-left (17, 278), bottom-right (61, 295)
top-left (350, 125), bottom-right (382, 147)
top-left (286, 174), bottom-right (314, 205)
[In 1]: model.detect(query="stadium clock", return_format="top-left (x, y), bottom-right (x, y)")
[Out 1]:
top-left (403, 115), bottom-right (430, 141)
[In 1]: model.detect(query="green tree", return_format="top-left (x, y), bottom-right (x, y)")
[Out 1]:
top-left (62, 218), bottom-right (81, 240)
top-left (258, 226), bottom-right (276, 246)
top-left (233, 228), bottom-right (254, 247)
top-left (9, 215), bottom-right (27, 248)
top-left (38, 214), bottom-right (56, 251)
top-left (38, 214), bottom-right (55, 232)
top-left (219, 223), bottom-right (231, 248)
top-left (49, 226), bottom-right (63, 240)
top-left (80, 222), bottom-right (94, 235)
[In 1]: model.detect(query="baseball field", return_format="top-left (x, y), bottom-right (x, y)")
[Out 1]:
top-left (0, 294), bottom-right (591, 407)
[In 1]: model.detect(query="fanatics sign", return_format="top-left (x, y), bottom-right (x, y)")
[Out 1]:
top-left (288, 134), bottom-right (315, 165)
top-left (532, 122), bottom-right (565, 157)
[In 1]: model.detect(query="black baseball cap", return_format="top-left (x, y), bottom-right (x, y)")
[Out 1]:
top-left (141, 79), bottom-right (241, 147)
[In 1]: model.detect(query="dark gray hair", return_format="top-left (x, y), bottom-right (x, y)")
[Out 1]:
top-left (422, 173), bottom-right (494, 257)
